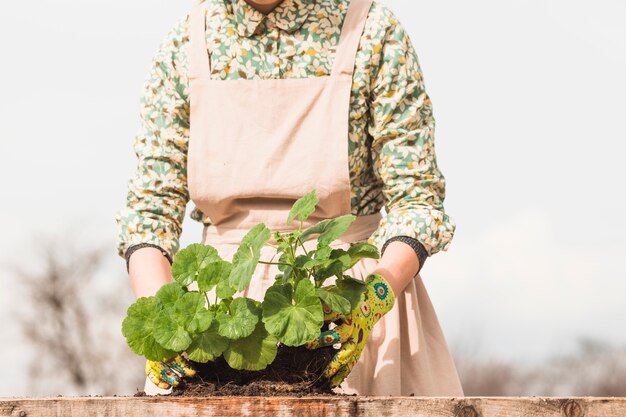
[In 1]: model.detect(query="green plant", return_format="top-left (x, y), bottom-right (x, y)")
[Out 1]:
top-left (122, 189), bottom-right (380, 372)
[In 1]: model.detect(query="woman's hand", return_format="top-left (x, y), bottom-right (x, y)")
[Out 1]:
top-left (145, 352), bottom-right (197, 389)
top-left (305, 273), bottom-right (396, 387)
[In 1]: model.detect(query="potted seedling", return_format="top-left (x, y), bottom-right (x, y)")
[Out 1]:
top-left (122, 189), bottom-right (380, 396)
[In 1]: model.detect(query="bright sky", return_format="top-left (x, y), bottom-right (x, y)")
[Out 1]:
top-left (0, 0), bottom-right (625, 396)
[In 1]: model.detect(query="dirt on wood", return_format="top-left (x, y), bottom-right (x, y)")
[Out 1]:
top-left (136, 344), bottom-right (343, 397)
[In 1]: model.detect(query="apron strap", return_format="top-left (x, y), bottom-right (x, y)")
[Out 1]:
top-left (189, 0), bottom-right (210, 79)
top-left (331, 0), bottom-right (374, 77)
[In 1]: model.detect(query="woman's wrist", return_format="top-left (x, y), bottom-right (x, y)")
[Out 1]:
top-left (127, 246), bottom-right (174, 299)
top-left (372, 239), bottom-right (423, 295)
top-left (381, 236), bottom-right (428, 275)
top-left (125, 243), bottom-right (173, 273)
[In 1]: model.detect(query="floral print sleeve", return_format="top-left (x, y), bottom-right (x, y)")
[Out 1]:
top-left (365, 7), bottom-right (456, 257)
top-left (113, 16), bottom-right (191, 261)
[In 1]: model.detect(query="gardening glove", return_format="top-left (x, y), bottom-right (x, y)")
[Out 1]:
top-left (305, 273), bottom-right (396, 387)
top-left (145, 353), bottom-right (197, 389)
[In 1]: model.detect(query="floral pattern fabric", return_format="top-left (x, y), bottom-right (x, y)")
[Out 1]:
top-left (114, 0), bottom-right (456, 264)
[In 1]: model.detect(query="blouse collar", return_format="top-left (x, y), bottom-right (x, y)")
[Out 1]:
top-left (229, 0), bottom-right (316, 37)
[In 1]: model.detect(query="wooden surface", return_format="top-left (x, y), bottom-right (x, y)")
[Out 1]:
top-left (1, 396), bottom-right (625, 417)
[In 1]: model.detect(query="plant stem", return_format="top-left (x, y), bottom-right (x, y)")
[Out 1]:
top-left (258, 260), bottom-right (291, 267)
top-left (296, 236), bottom-right (309, 257)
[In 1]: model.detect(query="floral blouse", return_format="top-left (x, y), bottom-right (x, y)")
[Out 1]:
top-left (114, 0), bottom-right (456, 271)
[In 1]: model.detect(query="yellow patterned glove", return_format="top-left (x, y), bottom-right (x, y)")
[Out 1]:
top-left (305, 273), bottom-right (396, 387)
top-left (145, 353), bottom-right (197, 389)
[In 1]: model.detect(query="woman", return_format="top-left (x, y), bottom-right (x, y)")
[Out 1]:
top-left (115, 0), bottom-right (464, 397)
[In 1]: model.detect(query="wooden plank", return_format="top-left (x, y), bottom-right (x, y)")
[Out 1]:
top-left (0, 396), bottom-right (625, 417)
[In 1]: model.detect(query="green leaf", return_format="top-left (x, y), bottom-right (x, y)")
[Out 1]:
top-left (121, 296), bottom-right (177, 362)
top-left (318, 215), bottom-right (357, 246)
top-left (300, 215), bottom-right (356, 246)
top-left (216, 297), bottom-right (259, 340)
top-left (215, 298), bottom-right (231, 314)
top-left (171, 243), bottom-right (220, 286)
top-left (275, 264), bottom-right (294, 285)
top-left (186, 321), bottom-right (229, 363)
top-left (316, 287), bottom-right (351, 315)
top-left (303, 257), bottom-right (329, 269)
top-left (277, 253), bottom-right (291, 272)
top-left (228, 223), bottom-right (271, 291)
top-left (312, 259), bottom-right (345, 283)
top-left (335, 277), bottom-right (368, 310)
top-left (275, 239), bottom-right (289, 252)
top-left (300, 218), bottom-right (331, 242)
top-left (287, 190), bottom-right (318, 225)
top-left (313, 245), bottom-right (332, 259)
top-left (184, 292), bottom-right (215, 335)
top-left (153, 292), bottom-right (214, 351)
top-left (198, 259), bottom-right (232, 292)
top-left (264, 283), bottom-right (293, 300)
top-left (223, 321), bottom-right (278, 371)
top-left (347, 242), bottom-right (380, 267)
top-left (261, 279), bottom-right (323, 346)
top-left (307, 248), bottom-right (353, 284)
top-left (153, 309), bottom-right (193, 352)
top-left (329, 248), bottom-right (353, 269)
top-left (155, 282), bottom-right (187, 305)
top-left (294, 254), bottom-right (312, 268)
top-left (216, 277), bottom-right (237, 299)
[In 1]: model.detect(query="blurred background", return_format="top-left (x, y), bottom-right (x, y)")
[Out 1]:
top-left (0, 0), bottom-right (624, 397)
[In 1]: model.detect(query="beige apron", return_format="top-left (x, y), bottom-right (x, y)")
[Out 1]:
top-left (143, 0), bottom-right (464, 397)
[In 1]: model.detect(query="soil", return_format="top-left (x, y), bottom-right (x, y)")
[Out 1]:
top-left (136, 344), bottom-right (343, 397)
